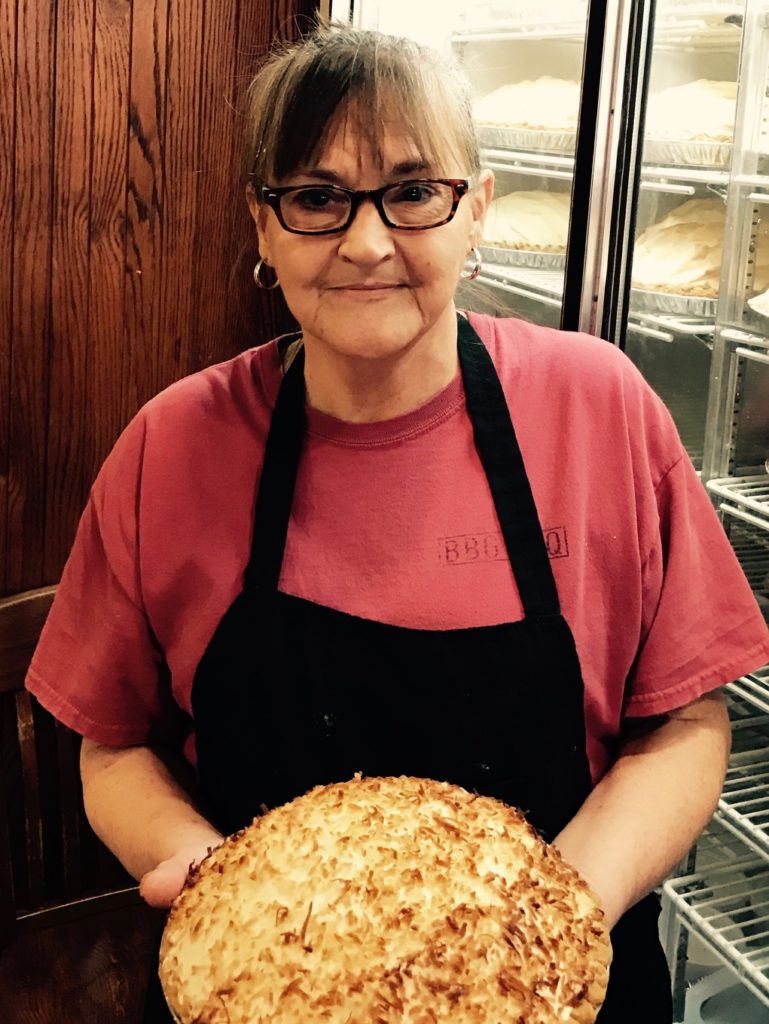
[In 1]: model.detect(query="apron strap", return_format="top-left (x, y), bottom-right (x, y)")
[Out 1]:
top-left (457, 316), bottom-right (561, 619)
top-left (243, 345), bottom-right (306, 592)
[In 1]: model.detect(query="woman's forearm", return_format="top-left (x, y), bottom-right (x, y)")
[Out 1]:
top-left (553, 690), bottom-right (731, 929)
top-left (80, 739), bottom-right (223, 902)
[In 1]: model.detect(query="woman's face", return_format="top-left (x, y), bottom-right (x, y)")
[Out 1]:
top-left (249, 120), bottom-right (493, 364)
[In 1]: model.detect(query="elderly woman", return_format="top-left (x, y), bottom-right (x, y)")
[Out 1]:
top-left (27, 23), bottom-right (769, 1023)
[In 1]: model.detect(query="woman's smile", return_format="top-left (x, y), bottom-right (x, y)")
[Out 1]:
top-left (329, 282), bottom-right (406, 297)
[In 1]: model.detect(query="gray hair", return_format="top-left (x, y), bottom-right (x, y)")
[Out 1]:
top-left (243, 24), bottom-right (481, 191)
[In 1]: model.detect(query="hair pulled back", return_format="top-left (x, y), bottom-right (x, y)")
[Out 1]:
top-left (243, 24), bottom-right (481, 191)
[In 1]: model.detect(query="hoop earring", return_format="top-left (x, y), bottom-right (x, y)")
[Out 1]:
top-left (460, 247), bottom-right (482, 281)
top-left (253, 258), bottom-right (280, 290)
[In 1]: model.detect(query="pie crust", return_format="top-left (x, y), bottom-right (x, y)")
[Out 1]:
top-left (160, 776), bottom-right (611, 1023)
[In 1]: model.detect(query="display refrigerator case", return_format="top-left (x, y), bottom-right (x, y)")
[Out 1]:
top-left (330, 0), bottom-right (769, 1018)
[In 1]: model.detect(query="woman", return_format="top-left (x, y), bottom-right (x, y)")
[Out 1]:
top-left (27, 24), bottom-right (769, 1023)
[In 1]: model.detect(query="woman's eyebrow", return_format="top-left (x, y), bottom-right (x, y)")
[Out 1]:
top-left (290, 168), bottom-right (346, 184)
top-left (388, 160), bottom-right (432, 177)
top-left (288, 160), bottom-right (433, 185)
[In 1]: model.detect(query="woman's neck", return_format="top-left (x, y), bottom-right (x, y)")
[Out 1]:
top-left (300, 310), bottom-right (461, 423)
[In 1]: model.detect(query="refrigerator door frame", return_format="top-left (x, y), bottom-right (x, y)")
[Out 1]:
top-left (562, 0), bottom-right (614, 335)
top-left (564, 0), bottom-right (654, 343)
top-left (702, 0), bottom-right (769, 483)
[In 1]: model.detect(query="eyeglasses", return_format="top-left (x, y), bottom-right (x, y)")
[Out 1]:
top-left (260, 178), bottom-right (470, 235)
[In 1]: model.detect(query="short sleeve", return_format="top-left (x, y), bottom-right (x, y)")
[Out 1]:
top-left (25, 413), bottom-right (183, 746)
top-left (625, 452), bottom-right (769, 717)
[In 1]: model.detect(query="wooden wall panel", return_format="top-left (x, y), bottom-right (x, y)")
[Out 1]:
top-left (232, 0), bottom-right (316, 348)
top-left (0, 0), bottom-right (17, 591)
top-left (2, 0), bottom-right (317, 599)
top-left (191, 0), bottom-right (239, 371)
top-left (45, 0), bottom-right (95, 583)
top-left (156, 1), bottom-right (204, 394)
top-left (6, 0), bottom-right (55, 594)
top-left (89, 0), bottom-right (132, 478)
top-left (123, 0), bottom-right (169, 421)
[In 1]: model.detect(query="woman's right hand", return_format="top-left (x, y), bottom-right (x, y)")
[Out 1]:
top-left (139, 841), bottom-right (223, 908)
top-left (80, 740), bottom-right (224, 907)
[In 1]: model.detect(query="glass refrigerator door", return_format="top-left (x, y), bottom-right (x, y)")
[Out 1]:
top-left (621, 0), bottom-right (749, 473)
top-left (329, 0), bottom-right (594, 329)
top-left (701, 0), bottom-right (769, 637)
top-left (627, 5), bottom-right (769, 1018)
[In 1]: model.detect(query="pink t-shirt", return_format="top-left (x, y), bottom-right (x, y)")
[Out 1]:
top-left (26, 314), bottom-right (769, 782)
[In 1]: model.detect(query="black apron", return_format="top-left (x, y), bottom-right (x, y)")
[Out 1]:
top-left (144, 317), bottom-right (672, 1022)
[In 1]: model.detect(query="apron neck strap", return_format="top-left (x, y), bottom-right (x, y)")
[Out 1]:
top-left (243, 344), bottom-right (306, 593)
top-left (457, 316), bottom-right (561, 618)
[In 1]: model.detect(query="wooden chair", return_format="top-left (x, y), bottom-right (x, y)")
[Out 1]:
top-left (0, 586), bottom-right (163, 1023)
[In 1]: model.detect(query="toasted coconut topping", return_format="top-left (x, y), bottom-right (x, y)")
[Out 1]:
top-left (160, 776), bottom-right (610, 1023)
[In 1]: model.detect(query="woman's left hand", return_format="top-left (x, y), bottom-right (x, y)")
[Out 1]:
top-left (552, 689), bottom-right (730, 930)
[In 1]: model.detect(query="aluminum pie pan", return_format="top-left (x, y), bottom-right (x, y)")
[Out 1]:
top-left (477, 124), bottom-right (576, 154)
top-left (159, 976), bottom-right (182, 1024)
top-left (643, 137), bottom-right (732, 169)
top-left (630, 287), bottom-right (717, 317)
top-left (747, 292), bottom-right (769, 318)
top-left (481, 244), bottom-right (566, 270)
top-left (165, 1000), bottom-right (182, 1024)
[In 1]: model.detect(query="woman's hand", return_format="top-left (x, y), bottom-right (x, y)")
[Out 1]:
top-left (552, 689), bottom-right (731, 930)
top-left (80, 739), bottom-right (224, 901)
top-left (139, 840), bottom-right (222, 908)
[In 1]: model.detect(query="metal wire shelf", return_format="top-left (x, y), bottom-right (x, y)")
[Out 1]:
top-left (452, 3), bottom-right (588, 42)
top-left (480, 266), bottom-right (719, 344)
top-left (453, 26), bottom-right (587, 42)
top-left (714, 699), bottom-right (769, 856)
top-left (452, 1), bottom-right (743, 47)
top-left (718, 517), bottom-right (769, 627)
top-left (663, 830), bottom-right (769, 1008)
top-left (709, 477), bottom-right (769, 524)
top-left (651, 5), bottom-right (744, 51)
top-left (716, 743), bottom-right (769, 862)
top-left (477, 267), bottom-right (564, 310)
top-left (728, 668), bottom-right (769, 715)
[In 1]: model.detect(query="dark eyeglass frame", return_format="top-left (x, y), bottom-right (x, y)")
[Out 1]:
top-left (260, 178), bottom-right (470, 235)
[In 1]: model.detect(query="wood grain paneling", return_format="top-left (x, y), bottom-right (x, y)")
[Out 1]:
top-left (2, 0), bottom-right (316, 599)
top-left (7, 0), bottom-right (56, 595)
top-left (0, 0), bottom-right (17, 593)
top-left (232, 0), bottom-right (313, 348)
top-left (191, 0), bottom-right (239, 371)
top-left (46, 0), bottom-right (95, 583)
top-left (89, 0), bottom-right (131, 480)
top-left (123, 0), bottom-right (169, 421)
top-left (157, 0), bottom-right (204, 395)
